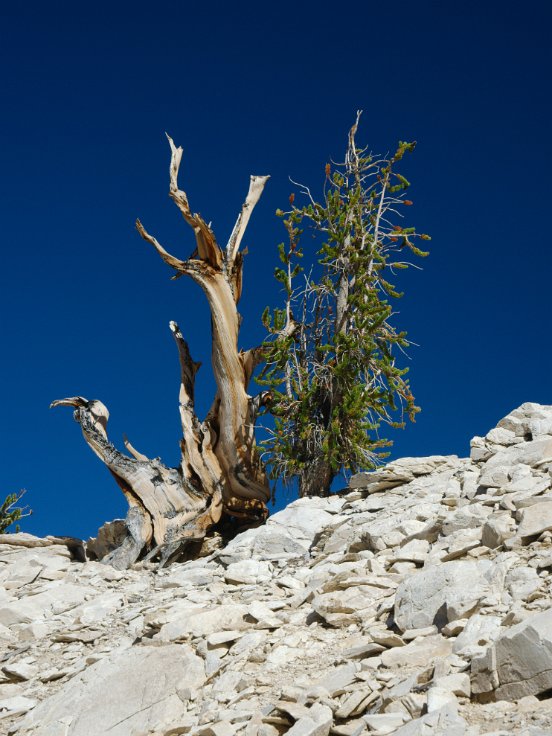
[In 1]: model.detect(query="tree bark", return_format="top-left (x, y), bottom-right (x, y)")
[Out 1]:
top-left (52, 137), bottom-right (271, 568)
top-left (299, 455), bottom-right (335, 498)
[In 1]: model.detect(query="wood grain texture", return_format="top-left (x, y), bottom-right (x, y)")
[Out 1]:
top-left (52, 138), bottom-right (270, 567)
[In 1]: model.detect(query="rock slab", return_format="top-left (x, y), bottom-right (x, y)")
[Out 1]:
top-left (16, 644), bottom-right (205, 736)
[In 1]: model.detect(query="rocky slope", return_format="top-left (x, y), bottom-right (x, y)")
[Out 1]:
top-left (2, 402), bottom-right (552, 736)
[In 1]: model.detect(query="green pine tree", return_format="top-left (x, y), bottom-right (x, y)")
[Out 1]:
top-left (258, 113), bottom-right (430, 497)
top-left (0, 490), bottom-right (31, 533)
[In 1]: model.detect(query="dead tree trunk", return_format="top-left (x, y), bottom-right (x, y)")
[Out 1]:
top-left (52, 136), bottom-right (271, 569)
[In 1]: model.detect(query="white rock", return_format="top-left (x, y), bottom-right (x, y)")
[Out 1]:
top-left (335, 688), bottom-right (373, 718)
top-left (486, 427), bottom-right (518, 446)
top-left (229, 630), bottom-right (266, 657)
top-left (311, 587), bottom-right (382, 626)
top-left (267, 499), bottom-right (344, 548)
top-left (442, 618), bottom-right (467, 637)
top-left (0, 694), bottom-right (37, 719)
top-left (452, 613), bottom-right (502, 655)
top-left (266, 644), bottom-right (302, 667)
top-left (158, 565), bottom-right (218, 588)
top-left (16, 644), bottom-right (205, 735)
top-left (432, 673), bottom-right (470, 698)
top-left (478, 464), bottom-right (511, 488)
top-left (472, 607), bottom-right (552, 701)
top-left (1, 660), bottom-right (37, 682)
top-left (0, 583), bottom-right (90, 627)
top-left (369, 629), bottom-right (405, 648)
top-left (341, 636), bottom-right (385, 659)
top-left (219, 528), bottom-right (305, 565)
top-left (401, 625), bottom-right (438, 641)
top-left (0, 622), bottom-right (16, 645)
top-left (394, 558), bottom-right (508, 631)
top-left (392, 539), bottom-right (429, 563)
top-left (470, 439), bottom-right (493, 463)
top-left (314, 664), bottom-right (358, 696)
top-left (246, 601), bottom-right (283, 628)
top-left (72, 591), bottom-right (124, 625)
top-left (517, 501), bottom-right (552, 539)
top-left (220, 497), bottom-right (344, 564)
top-left (380, 635), bottom-right (452, 668)
top-left (505, 566), bottom-right (540, 601)
top-left (6, 402), bottom-right (552, 736)
top-left (497, 402), bottom-right (552, 438)
top-left (212, 669), bottom-right (247, 695)
top-left (285, 703), bottom-right (332, 736)
top-left (389, 456), bottom-right (461, 476)
top-left (392, 703), bottom-right (467, 735)
top-left (154, 603), bottom-right (248, 640)
top-left (503, 474), bottom-right (550, 499)
top-left (349, 470), bottom-right (413, 493)
top-left (17, 622), bottom-right (50, 642)
top-left (194, 722), bottom-right (237, 736)
top-left (381, 673), bottom-right (416, 702)
top-left (481, 514), bottom-right (516, 548)
top-left (398, 519), bottom-right (430, 537)
top-left (485, 437), bottom-right (552, 474)
top-left (207, 630), bottom-right (244, 647)
top-left (426, 685), bottom-right (458, 712)
top-left (0, 533), bottom-right (76, 550)
top-left (224, 560), bottom-right (273, 585)
top-left (363, 712), bottom-right (409, 734)
top-left (441, 506), bottom-right (491, 536)
top-left (438, 527), bottom-right (483, 561)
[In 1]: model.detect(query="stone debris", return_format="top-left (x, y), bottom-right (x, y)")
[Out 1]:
top-left (1, 402), bottom-right (552, 735)
top-left (471, 607), bottom-right (552, 701)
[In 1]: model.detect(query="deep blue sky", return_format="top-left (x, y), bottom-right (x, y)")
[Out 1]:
top-left (1, 1), bottom-right (550, 539)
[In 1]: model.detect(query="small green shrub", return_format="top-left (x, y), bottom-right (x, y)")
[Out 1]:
top-left (0, 490), bottom-right (31, 533)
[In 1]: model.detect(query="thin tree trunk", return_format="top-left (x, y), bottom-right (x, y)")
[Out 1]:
top-left (299, 456), bottom-right (335, 498)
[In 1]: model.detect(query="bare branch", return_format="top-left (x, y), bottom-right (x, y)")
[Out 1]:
top-left (166, 134), bottom-right (223, 269)
top-left (170, 320), bottom-right (201, 406)
top-left (226, 175), bottom-right (270, 266)
top-left (123, 434), bottom-right (149, 462)
top-left (135, 219), bottom-right (189, 273)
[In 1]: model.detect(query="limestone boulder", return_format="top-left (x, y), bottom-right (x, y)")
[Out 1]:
top-left (285, 703), bottom-right (333, 735)
top-left (380, 635), bottom-right (452, 668)
top-left (480, 438), bottom-right (552, 484)
top-left (0, 582), bottom-right (91, 628)
top-left (392, 703), bottom-right (467, 735)
top-left (15, 643), bottom-right (205, 735)
top-left (224, 559), bottom-right (274, 585)
top-left (152, 602), bottom-right (249, 641)
top-left (219, 497), bottom-right (344, 564)
top-left (517, 501), bottom-right (552, 540)
top-left (350, 456), bottom-right (460, 493)
top-left (481, 514), bottom-right (516, 548)
top-left (497, 402), bottom-right (552, 439)
top-left (311, 586), bottom-right (384, 627)
top-left (266, 497), bottom-right (345, 548)
top-left (452, 613), bottom-right (502, 656)
top-left (471, 608), bottom-right (552, 701)
top-left (394, 558), bottom-right (508, 632)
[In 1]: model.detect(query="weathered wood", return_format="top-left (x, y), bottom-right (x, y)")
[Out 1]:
top-left (52, 137), bottom-right (271, 567)
top-left (50, 396), bottom-right (213, 568)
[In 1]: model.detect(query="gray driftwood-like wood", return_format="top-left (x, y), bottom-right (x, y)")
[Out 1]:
top-left (51, 137), bottom-right (271, 569)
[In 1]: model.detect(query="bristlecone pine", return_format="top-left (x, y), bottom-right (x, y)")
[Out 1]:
top-left (52, 136), bottom-right (271, 569)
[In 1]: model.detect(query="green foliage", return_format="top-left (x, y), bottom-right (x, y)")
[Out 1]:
top-left (0, 490), bottom-right (31, 534)
top-left (258, 113), bottom-right (429, 495)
